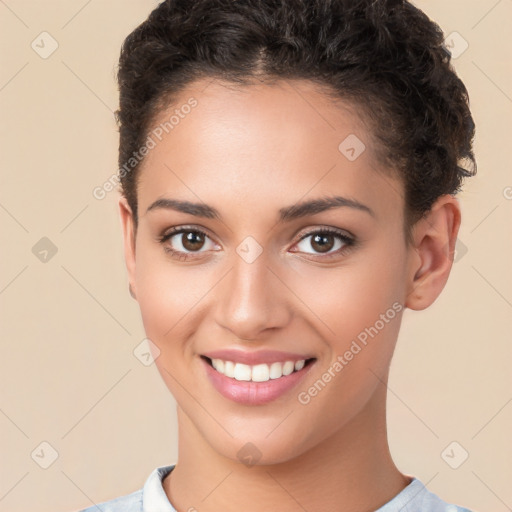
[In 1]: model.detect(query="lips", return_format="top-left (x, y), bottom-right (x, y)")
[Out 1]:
top-left (200, 349), bottom-right (317, 405)
top-left (201, 348), bottom-right (315, 366)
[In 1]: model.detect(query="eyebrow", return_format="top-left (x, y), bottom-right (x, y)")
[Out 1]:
top-left (145, 195), bottom-right (375, 221)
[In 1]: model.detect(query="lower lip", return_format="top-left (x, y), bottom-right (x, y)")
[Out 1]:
top-left (201, 357), bottom-right (315, 406)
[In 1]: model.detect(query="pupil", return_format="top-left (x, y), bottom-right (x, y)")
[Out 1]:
top-left (183, 231), bottom-right (204, 251)
top-left (312, 234), bottom-right (334, 253)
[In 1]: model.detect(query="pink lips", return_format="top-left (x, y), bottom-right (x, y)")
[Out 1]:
top-left (201, 348), bottom-right (314, 365)
top-left (200, 349), bottom-right (316, 406)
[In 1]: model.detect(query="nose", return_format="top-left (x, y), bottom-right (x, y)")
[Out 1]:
top-left (213, 252), bottom-right (292, 341)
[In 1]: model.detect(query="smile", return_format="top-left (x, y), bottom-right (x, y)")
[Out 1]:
top-left (200, 354), bottom-right (317, 405)
top-left (204, 356), bottom-right (314, 382)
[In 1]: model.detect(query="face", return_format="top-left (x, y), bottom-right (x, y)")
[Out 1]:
top-left (120, 78), bottom-right (414, 465)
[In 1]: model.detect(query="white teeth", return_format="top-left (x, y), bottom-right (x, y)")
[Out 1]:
top-left (294, 360), bottom-right (305, 371)
top-left (251, 363), bottom-right (270, 382)
top-left (234, 363), bottom-right (252, 381)
top-left (282, 361), bottom-right (295, 376)
top-left (209, 358), bottom-right (309, 381)
top-left (224, 360), bottom-right (235, 378)
top-left (269, 362), bottom-right (283, 379)
top-left (211, 359), bottom-right (224, 373)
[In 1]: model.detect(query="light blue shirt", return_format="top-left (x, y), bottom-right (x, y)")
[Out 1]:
top-left (78, 465), bottom-right (475, 512)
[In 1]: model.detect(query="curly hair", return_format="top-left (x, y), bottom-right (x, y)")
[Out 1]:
top-left (115, 0), bottom-right (476, 243)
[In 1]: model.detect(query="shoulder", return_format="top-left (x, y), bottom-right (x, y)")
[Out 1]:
top-left (78, 488), bottom-right (143, 512)
top-left (376, 477), bottom-right (475, 512)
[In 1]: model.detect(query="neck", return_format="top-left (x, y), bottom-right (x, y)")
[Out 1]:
top-left (164, 383), bottom-right (410, 512)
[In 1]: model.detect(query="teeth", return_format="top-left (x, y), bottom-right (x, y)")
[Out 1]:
top-left (210, 358), bottom-right (308, 382)
top-left (269, 362), bottom-right (283, 379)
top-left (233, 363), bottom-right (252, 381)
top-left (282, 361), bottom-right (295, 376)
top-left (224, 360), bottom-right (235, 378)
top-left (251, 363), bottom-right (270, 382)
top-left (211, 359), bottom-right (224, 373)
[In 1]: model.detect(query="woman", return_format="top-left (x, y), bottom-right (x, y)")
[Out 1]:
top-left (80, 0), bottom-right (476, 510)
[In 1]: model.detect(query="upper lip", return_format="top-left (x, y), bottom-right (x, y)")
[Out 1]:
top-left (201, 349), bottom-right (315, 366)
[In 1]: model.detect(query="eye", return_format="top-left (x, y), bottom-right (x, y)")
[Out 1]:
top-left (157, 226), bottom-right (219, 260)
top-left (291, 227), bottom-right (355, 257)
top-left (158, 225), bottom-right (356, 261)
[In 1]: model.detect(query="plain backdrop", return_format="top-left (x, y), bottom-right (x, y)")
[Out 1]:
top-left (0, 1), bottom-right (511, 511)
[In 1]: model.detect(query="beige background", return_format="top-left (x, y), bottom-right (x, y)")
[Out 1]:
top-left (0, 1), bottom-right (511, 511)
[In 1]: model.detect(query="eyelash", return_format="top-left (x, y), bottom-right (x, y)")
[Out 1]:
top-left (157, 225), bottom-right (356, 261)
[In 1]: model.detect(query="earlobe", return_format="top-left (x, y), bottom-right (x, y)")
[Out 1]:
top-left (118, 196), bottom-right (137, 301)
top-left (405, 195), bottom-right (461, 311)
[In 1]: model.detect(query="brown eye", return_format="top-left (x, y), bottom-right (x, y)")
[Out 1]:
top-left (310, 233), bottom-right (336, 253)
top-left (293, 228), bottom-right (355, 257)
top-left (158, 226), bottom-right (219, 259)
top-left (180, 231), bottom-right (206, 251)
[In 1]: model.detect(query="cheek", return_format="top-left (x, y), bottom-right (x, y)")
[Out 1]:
top-left (134, 249), bottom-right (207, 347)
top-left (291, 271), bottom-right (404, 450)
top-left (290, 252), bottom-right (405, 347)
top-left (134, 254), bottom-right (210, 400)
top-left (287, 242), bottom-right (406, 409)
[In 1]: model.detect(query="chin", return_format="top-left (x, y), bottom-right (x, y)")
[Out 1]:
top-left (200, 419), bottom-right (321, 468)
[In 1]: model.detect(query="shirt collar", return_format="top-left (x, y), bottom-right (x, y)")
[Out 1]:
top-left (141, 466), bottom-right (429, 512)
top-left (142, 465), bottom-right (176, 512)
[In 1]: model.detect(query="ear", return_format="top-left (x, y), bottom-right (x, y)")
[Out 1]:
top-left (118, 195), bottom-right (137, 301)
top-left (405, 194), bottom-right (461, 310)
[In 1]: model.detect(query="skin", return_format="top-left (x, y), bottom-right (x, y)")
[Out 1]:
top-left (119, 78), bottom-right (461, 512)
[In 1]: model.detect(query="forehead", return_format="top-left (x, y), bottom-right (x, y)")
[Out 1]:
top-left (136, 78), bottom-right (403, 225)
